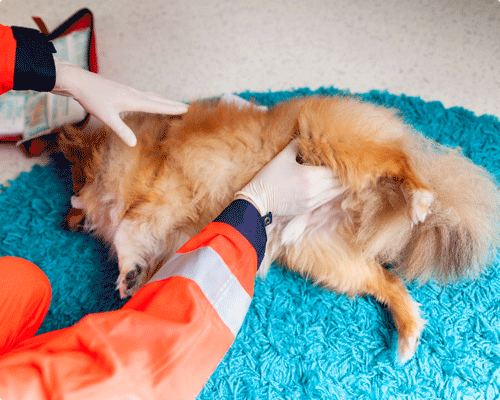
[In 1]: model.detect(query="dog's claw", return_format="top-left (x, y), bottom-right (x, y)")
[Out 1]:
top-left (116, 264), bottom-right (145, 298)
top-left (127, 279), bottom-right (137, 290)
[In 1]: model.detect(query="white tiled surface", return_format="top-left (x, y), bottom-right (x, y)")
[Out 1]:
top-left (1, 0), bottom-right (499, 185)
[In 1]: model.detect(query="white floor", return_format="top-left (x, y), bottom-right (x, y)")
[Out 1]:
top-left (1, 0), bottom-right (499, 186)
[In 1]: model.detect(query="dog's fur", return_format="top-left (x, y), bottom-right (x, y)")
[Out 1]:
top-left (58, 95), bottom-right (500, 363)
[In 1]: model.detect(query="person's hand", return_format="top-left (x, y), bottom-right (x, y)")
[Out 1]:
top-left (235, 140), bottom-right (346, 217)
top-left (51, 57), bottom-right (188, 147)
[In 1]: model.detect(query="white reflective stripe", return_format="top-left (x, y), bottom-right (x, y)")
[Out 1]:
top-left (148, 246), bottom-right (252, 336)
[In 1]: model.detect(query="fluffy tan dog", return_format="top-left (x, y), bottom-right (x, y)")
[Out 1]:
top-left (59, 95), bottom-right (500, 363)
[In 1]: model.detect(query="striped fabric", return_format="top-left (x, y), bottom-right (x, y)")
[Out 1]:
top-left (149, 247), bottom-right (252, 336)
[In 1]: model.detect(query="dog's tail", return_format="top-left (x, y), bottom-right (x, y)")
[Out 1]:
top-left (393, 135), bottom-right (500, 283)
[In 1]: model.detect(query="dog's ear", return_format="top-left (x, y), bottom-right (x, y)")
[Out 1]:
top-left (57, 125), bottom-right (88, 164)
top-left (58, 116), bottom-right (107, 163)
top-left (58, 119), bottom-right (106, 194)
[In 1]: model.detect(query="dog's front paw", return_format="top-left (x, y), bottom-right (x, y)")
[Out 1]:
top-left (116, 264), bottom-right (147, 299)
top-left (409, 190), bottom-right (434, 226)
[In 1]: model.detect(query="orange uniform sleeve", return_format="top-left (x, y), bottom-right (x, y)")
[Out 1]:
top-left (0, 25), bottom-right (17, 94)
top-left (0, 200), bottom-right (267, 400)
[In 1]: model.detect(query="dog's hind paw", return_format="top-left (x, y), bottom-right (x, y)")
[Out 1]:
top-left (409, 190), bottom-right (434, 226)
top-left (397, 313), bottom-right (426, 364)
top-left (398, 332), bottom-right (421, 364)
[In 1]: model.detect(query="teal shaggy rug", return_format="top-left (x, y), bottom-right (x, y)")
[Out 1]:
top-left (0, 87), bottom-right (499, 399)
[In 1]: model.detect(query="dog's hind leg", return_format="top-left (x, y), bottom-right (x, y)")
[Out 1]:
top-left (279, 233), bottom-right (425, 363)
top-left (295, 100), bottom-right (435, 226)
top-left (362, 261), bottom-right (426, 363)
top-left (327, 141), bottom-right (434, 226)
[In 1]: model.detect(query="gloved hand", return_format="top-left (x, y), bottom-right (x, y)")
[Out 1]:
top-left (235, 141), bottom-right (346, 217)
top-left (51, 57), bottom-right (188, 147)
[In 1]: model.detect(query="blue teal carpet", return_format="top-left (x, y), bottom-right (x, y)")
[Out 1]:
top-left (0, 87), bottom-right (499, 399)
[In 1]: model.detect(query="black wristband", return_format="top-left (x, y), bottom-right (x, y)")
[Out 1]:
top-left (11, 26), bottom-right (57, 92)
top-left (214, 199), bottom-right (270, 269)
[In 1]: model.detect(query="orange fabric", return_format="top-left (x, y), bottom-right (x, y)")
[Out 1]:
top-left (178, 222), bottom-right (258, 297)
top-left (0, 25), bottom-right (17, 94)
top-left (0, 222), bottom-right (256, 400)
top-left (0, 257), bottom-right (51, 356)
top-left (0, 278), bottom-right (235, 400)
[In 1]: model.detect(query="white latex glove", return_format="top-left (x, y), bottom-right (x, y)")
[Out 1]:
top-left (235, 141), bottom-right (346, 217)
top-left (51, 57), bottom-right (188, 147)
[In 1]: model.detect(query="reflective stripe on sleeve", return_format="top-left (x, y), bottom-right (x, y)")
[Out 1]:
top-left (148, 246), bottom-right (252, 336)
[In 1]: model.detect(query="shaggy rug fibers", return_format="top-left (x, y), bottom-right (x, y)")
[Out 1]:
top-left (0, 87), bottom-right (499, 399)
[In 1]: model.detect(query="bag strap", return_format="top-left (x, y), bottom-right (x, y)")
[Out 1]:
top-left (32, 8), bottom-right (97, 73)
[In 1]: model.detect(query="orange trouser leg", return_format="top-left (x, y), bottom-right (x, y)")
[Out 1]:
top-left (0, 257), bottom-right (52, 356)
top-left (0, 277), bottom-right (235, 400)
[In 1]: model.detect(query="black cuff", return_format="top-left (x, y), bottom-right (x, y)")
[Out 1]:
top-left (214, 199), bottom-right (271, 269)
top-left (11, 26), bottom-right (56, 92)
